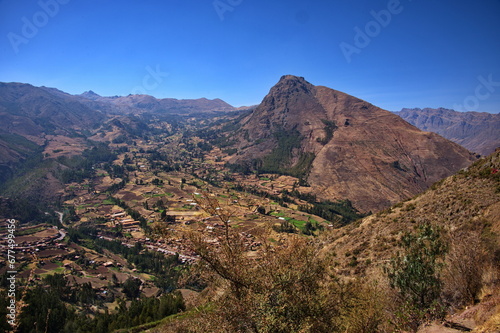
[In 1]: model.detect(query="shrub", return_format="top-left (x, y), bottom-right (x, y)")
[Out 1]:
top-left (385, 223), bottom-right (447, 331)
top-left (181, 194), bottom-right (387, 332)
top-left (442, 231), bottom-right (487, 308)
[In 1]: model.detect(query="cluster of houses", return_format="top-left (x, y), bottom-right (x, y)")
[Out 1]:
top-left (0, 224), bottom-right (66, 254)
top-left (108, 211), bottom-right (140, 229)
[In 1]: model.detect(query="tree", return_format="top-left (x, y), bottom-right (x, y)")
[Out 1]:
top-left (385, 223), bottom-right (447, 331)
top-left (442, 230), bottom-right (487, 307)
top-left (122, 278), bottom-right (142, 299)
top-left (112, 273), bottom-right (120, 287)
top-left (178, 193), bottom-right (383, 332)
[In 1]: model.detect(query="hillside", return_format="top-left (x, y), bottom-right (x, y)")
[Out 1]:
top-left (225, 75), bottom-right (477, 212)
top-left (0, 83), bottom-right (106, 135)
top-left (0, 82), bottom-right (238, 199)
top-left (395, 108), bottom-right (500, 156)
top-left (0, 83), bottom-right (107, 184)
top-left (0, 83), bottom-right (105, 141)
top-left (328, 148), bottom-right (500, 272)
top-left (324, 148), bottom-right (500, 332)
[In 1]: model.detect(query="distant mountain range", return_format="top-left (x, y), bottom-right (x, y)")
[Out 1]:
top-left (0, 82), bottom-right (238, 188)
top-left (77, 89), bottom-right (235, 115)
top-left (395, 108), bottom-right (500, 156)
top-left (224, 75), bottom-right (477, 212)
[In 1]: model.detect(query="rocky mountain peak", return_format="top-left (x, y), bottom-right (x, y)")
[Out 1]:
top-left (80, 90), bottom-right (101, 100)
top-left (268, 75), bottom-right (316, 96)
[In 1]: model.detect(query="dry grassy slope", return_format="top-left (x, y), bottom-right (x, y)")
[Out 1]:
top-left (229, 75), bottom-right (476, 212)
top-left (310, 86), bottom-right (476, 212)
top-left (325, 149), bottom-right (500, 278)
top-left (318, 150), bottom-right (500, 331)
top-left (0, 83), bottom-right (106, 132)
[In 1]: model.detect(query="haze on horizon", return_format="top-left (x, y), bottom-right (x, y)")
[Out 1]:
top-left (0, 0), bottom-right (499, 113)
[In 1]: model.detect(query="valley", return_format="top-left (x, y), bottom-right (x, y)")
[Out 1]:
top-left (2, 0), bottom-right (499, 331)
top-left (0, 77), bottom-right (498, 333)
top-left (0, 112), bottom-right (357, 332)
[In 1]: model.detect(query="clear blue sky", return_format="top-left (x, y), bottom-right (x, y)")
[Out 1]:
top-left (1, 0), bottom-right (499, 112)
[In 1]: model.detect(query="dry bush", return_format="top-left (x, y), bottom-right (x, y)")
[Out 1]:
top-left (442, 230), bottom-right (488, 308)
top-left (184, 234), bottom-right (345, 332)
top-left (473, 289), bottom-right (500, 333)
top-left (170, 193), bottom-right (388, 333)
top-left (176, 236), bottom-right (389, 333)
top-left (340, 281), bottom-right (390, 333)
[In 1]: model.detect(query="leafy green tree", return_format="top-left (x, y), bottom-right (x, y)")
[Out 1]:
top-left (18, 285), bottom-right (72, 333)
top-left (385, 223), bottom-right (447, 331)
top-left (122, 277), bottom-right (142, 299)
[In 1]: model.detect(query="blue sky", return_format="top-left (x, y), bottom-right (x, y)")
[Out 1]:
top-left (0, 0), bottom-right (499, 112)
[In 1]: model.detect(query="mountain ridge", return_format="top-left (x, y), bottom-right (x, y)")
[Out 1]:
top-left (0, 82), bottom-right (238, 190)
top-left (395, 107), bottom-right (500, 156)
top-left (78, 91), bottom-right (236, 115)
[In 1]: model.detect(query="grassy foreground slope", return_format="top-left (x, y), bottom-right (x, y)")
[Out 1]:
top-left (325, 148), bottom-right (500, 332)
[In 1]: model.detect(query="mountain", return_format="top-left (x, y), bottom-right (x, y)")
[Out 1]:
top-left (0, 83), bottom-right (106, 172)
top-left (0, 83), bottom-right (106, 144)
top-left (225, 75), bottom-right (477, 212)
top-left (78, 91), bottom-right (236, 115)
top-left (79, 90), bottom-right (102, 100)
top-left (0, 82), bottom-right (238, 164)
top-left (0, 82), bottom-right (106, 134)
top-left (395, 108), bottom-right (500, 156)
top-left (0, 82), bottom-right (239, 199)
top-left (0, 82), bottom-right (112, 197)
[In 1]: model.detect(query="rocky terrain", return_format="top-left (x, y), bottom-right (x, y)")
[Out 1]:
top-left (396, 107), bottom-right (500, 156)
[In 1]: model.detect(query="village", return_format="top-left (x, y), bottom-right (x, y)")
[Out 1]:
top-left (0, 132), bottom-right (333, 312)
